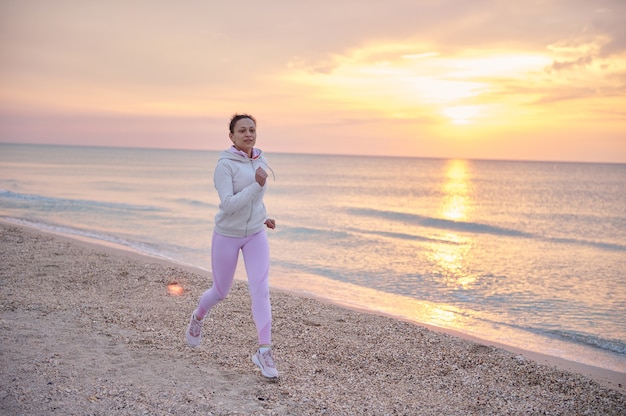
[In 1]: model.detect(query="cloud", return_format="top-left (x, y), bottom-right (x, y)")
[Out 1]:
top-left (0, 0), bottom-right (625, 162)
top-left (547, 55), bottom-right (594, 72)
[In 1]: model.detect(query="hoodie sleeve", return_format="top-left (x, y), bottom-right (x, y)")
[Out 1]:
top-left (214, 160), bottom-right (263, 213)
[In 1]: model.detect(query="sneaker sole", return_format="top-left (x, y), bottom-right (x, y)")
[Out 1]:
top-left (186, 334), bottom-right (200, 348)
top-left (252, 354), bottom-right (278, 379)
top-left (186, 312), bottom-right (203, 348)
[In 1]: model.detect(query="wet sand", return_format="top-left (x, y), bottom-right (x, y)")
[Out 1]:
top-left (1, 222), bottom-right (624, 415)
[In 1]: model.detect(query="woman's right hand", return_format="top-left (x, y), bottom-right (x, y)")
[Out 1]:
top-left (255, 167), bottom-right (268, 187)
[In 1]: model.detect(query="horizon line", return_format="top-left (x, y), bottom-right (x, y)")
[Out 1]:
top-left (1, 141), bottom-right (624, 166)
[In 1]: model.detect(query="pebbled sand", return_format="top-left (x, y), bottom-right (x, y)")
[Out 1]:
top-left (1, 222), bottom-right (624, 415)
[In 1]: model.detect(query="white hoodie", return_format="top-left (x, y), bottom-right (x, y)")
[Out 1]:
top-left (213, 147), bottom-right (269, 237)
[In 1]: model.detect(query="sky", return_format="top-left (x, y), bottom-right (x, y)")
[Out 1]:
top-left (1, 0), bottom-right (625, 163)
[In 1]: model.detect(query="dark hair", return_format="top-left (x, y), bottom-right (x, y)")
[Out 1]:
top-left (229, 114), bottom-right (256, 133)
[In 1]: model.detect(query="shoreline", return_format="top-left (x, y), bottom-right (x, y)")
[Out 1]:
top-left (2, 221), bottom-right (625, 414)
top-left (2, 219), bottom-right (625, 393)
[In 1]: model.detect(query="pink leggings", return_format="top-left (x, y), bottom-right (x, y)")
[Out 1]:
top-left (194, 230), bottom-right (272, 345)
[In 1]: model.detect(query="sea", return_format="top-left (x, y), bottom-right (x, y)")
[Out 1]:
top-left (1, 143), bottom-right (625, 373)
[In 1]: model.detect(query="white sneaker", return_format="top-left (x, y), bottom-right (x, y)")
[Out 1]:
top-left (252, 349), bottom-right (279, 379)
top-left (186, 312), bottom-right (204, 347)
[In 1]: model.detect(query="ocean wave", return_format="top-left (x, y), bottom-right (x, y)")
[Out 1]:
top-left (0, 190), bottom-right (162, 212)
top-left (1, 216), bottom-right (138, 247)
top-left (278, 224), bottom-right (459, 246)
top-left (543, 329), bottom-right (626, 356)
top-left (495, 319), bottom-right (626, 357)
top-left (272, 259), bottom-right (347, 281)
top-left (277, 225), bottom-right (352, 240)
top-left (353, 228), bottom-right (460, 244)
top-left (347, 207), bottom-right (626, 251)
top-left (172, 198), bottom-right (216, 209)
top-left (547, 237), bottom-right (626, 251)
top-left (348, 207), bottom-right (529, 237)
top-left (0, 216), bottom-right (194, 265)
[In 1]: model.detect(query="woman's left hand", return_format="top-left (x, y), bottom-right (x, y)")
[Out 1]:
top-left (265, 218), bottom-right (276, 229)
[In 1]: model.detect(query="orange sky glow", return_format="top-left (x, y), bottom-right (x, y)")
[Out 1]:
top-left (1, 0), bottom-right (625, 162)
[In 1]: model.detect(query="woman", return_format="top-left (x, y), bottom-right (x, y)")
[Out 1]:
top-left (186, 113), bottom-right (278, 379)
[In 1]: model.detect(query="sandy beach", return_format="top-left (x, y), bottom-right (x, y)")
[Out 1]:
top-left (1, 222), bottom-right (624, 415)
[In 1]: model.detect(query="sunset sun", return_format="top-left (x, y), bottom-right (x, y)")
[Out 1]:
top-left (442, 106), bottom-right (481, 125)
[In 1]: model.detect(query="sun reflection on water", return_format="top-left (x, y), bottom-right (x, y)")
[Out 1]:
top-left (429, 160), bottom-right (477, 289)
top-left (440, 159), bottom-right (470, 221)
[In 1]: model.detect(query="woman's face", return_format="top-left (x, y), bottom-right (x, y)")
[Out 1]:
top-left (230, 118), bottom-right (256, 156)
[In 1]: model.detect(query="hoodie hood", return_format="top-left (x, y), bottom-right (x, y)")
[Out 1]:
top-left (220, 146), bottom-right (263, 161)
top-left (219, 147), bottom-right (272, 176)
